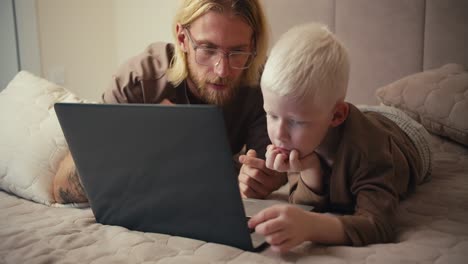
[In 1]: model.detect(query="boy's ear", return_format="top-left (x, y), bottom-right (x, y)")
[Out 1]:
top-left (176, 24), bottom-right (187, 52)
top-left (330, 102), bottom-right (349, 127)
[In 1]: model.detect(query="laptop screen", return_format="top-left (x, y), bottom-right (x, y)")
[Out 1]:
top-left (55, 103), bottom-right (263, 251)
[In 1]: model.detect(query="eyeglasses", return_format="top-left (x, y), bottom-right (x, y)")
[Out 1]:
top-left (184, 28), bottom-right (256, 70)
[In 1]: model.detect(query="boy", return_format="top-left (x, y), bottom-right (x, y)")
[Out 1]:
top-left (248, 23), bottom-right (432, 253)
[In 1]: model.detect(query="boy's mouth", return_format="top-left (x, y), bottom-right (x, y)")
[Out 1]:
top-left (276, 147), bottom-right (291, 157)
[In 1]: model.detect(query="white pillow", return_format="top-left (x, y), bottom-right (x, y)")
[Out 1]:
top-left (0, 71), bottom-right (85, 206)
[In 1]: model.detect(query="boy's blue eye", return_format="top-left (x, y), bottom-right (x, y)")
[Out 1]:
top-left (267, 114), bottom-right (305, 126)
top-left (288, 119), bottom-right (305, 126)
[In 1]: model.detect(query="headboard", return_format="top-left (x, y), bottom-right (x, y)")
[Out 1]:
top-left (264, 0), bottom-right (468, 105)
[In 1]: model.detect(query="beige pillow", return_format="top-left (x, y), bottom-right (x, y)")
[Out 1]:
top-left (376, 64), bottom-right (468, 146)
top-left (0, 71), bottom-right (88, 206)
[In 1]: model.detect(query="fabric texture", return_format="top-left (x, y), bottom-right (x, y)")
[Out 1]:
top-left (2, 134), bottom-right (467, 263)
top-left (375, 63), bottom-right (468, 146)
top-left (0, 71), bottom-right (88, 206)
top-left (358, 104), bottom-right (432, 184)
top-left (289, 104), bottom-right (423, 246)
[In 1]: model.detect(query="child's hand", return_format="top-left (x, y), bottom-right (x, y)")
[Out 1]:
top-left (238, 149), bottom-right (287, 199)
top-left (265, 145), bottom-right (320, 173)
top-left (265, 144), bottom-right (289, 172)
top-left (248, 204), bottom-right (313, 253)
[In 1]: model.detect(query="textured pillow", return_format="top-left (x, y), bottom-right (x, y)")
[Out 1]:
top-left (0, 71), bottom-right (86, 206)
top-left (376, 63), bottom-right (468, 146)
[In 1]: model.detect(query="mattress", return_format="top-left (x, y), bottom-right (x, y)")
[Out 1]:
top-left (1, 134), bottom-right (467, 263)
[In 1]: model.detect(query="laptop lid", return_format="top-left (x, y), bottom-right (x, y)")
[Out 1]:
top-left (54, 102), bottom-right (264, 251)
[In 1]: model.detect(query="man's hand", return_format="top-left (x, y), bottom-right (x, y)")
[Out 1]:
top-left (53, 151), bottom-right (88, 204)
top-left (238, 149), bottom-right (287, 199)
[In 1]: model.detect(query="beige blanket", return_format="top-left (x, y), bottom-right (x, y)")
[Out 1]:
top-left (1, 135), bottom-right (467, 263)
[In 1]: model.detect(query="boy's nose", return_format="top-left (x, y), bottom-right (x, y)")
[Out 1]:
top-left (276, 121), bottom-right (289, 141)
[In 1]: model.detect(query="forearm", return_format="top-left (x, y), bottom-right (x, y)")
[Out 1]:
top-left (305, 212), bottom-right (350, 245)
top-left (288, 177), bottom-right (327, 212)
top-left (336, 192), bottom-right (399, 246)
top-left (299, 166), bottom-right (323, 195)
top-left (53, 152), bottom-right (88, 203)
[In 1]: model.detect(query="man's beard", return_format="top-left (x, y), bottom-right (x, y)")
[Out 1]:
top-left (187, 61), bottom-right (241, 106)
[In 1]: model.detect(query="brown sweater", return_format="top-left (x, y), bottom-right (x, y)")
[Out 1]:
top-left (289, 104), bottom-right (422, 246)
top-left (101, 42), bottom-right (270, 159)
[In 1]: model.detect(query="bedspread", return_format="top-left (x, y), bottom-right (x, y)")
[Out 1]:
top-left (1, 135), bottom-right (467, 263)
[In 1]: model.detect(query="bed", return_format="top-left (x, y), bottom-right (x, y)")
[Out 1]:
top-left (1, 1), bottom-right (468, 263)
top-left (1, 133), bottom-right (468, 263)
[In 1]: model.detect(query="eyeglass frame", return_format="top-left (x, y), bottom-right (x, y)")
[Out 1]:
top-left (183, 28), bottom-right (257, 70)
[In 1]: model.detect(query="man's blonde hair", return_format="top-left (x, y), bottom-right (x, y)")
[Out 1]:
top-left (167, 0), bottom-right (269, 87)
top-left (261, 23), bottom-right (350, 112)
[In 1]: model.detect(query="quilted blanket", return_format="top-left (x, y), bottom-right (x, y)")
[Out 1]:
top-left (1, 134), bottom-right (467, 263)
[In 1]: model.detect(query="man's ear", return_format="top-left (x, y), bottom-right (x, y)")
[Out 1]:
top-left (330, 101), bottom-right (349, 127)
top-left (176, 23), bottom-right (187, 52)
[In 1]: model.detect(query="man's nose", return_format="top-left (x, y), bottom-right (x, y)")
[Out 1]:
top-left (214, 56), bottom-right (230, 78)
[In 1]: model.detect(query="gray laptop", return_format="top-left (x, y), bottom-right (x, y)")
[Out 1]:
top-left (54, 102), bottom-right (270, 251)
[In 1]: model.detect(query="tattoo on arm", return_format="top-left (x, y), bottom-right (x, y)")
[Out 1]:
top-left (59, 172), bottom-right (88, 203)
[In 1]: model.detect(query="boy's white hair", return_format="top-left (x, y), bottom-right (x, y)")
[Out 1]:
top-left (261, 23), bottom-right (350, 112)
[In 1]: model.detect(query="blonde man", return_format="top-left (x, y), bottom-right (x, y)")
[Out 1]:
top-left (248, 23), bottom-right (431, 252)
top-left (54, 0), bottom-right (286, 204)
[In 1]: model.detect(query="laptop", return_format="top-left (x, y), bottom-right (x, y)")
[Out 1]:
top-left (54, 102), bottom-right (312, 251)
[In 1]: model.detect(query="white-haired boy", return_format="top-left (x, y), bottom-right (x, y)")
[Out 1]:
top-left (248, 23), bottom-right (431, 253)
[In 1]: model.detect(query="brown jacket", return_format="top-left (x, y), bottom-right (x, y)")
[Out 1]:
top-left (289, 104), bottom-right (422, 246)
top-left (102, 42), bottom-right (270, 158)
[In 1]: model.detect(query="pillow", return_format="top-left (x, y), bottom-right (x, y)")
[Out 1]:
top-left (376, 63), bottom-right (468, 146)
top-left (0, 71), bottom-right (87, 206)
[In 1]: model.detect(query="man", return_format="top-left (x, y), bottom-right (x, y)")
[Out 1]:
top-left (53, 0), bottom-right (286, 204)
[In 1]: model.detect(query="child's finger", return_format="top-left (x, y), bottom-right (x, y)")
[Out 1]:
top-left (266, 144), bottom-right (274, 152)
top-left (265, 230), bottom-right (289, 246)
top-left (248, 205), bottom-right (281, 228)
top-left (270, 238), bottom-right (296, 253)
top-left (273, 153), bottom-right (288, 172)
top-left (255, 216), bottom-right (285, 236)
top-left (265, 149), bottom-right (279, 169)
top-left (289, 150), bottom-right (301, 172)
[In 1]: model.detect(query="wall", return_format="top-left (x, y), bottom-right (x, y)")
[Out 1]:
top-left (34, 0), bottom-right (178, 100)
top-left (262, 0), bottom-right (334, 44)
top-left (265, 0), bottom-right (468, 104)
top-left (37, 0), bottom-right (116, 101)
top-left (15, 0), bottom-right (42, 77)
top-left (0, 0), bottom-right (19, 91)
top-left (112, 0), bottom-right (178, 66)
